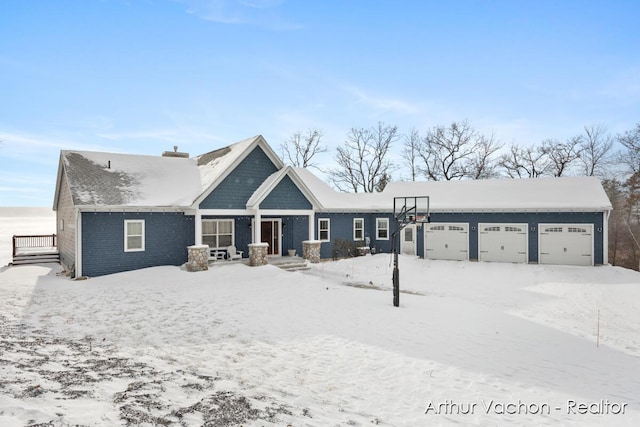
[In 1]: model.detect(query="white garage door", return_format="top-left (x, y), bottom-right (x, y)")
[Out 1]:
top-left (424, 223), bottom-right (469, 261)
top-left (478, 223), bottom-right (528, 263)
top-left (539, 224), bottom-right (593, 266)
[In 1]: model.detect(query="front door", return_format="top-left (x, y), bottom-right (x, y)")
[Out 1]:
top-left (260, 219), bottom-right (281, 255)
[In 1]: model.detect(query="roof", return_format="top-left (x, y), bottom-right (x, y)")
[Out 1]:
top-left (293, 172), bottom-right (612, 212)
top-left (54, 135), bottom-right (280, 209)
top-left (383, 176), bottom-right (612, 212)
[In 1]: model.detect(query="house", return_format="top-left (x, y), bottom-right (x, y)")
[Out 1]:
top-left (53, 135), bottom-right (612, 277)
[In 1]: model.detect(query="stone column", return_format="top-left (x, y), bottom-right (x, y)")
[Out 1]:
top-left (186, 245), bottom-right (209, 272)
top-left (302, 240), bottom-right (321, 263)
top-left (248, 243), bottom-right (269, 266)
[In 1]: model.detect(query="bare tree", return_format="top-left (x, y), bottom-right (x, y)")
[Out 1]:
top-left (418, 120), bottom-right (502, 180)
top-left (498, 144), bottom-right (551, 178)
top-left (542, 137), bottom-right (583, 177)
top-left (618, 122), bottom-right (640, 174)
top-left (280, 128), bottom-right (327, 170)
top-left (401, 128), bottom-right (420, 181)
top-left (329, 122), bottom-right (399, 192)
top-left (578, 124), bottom-right (614, 177)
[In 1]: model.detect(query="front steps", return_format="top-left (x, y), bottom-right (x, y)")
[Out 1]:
top-left (12, 251), bottom-right (60, 266)
top-left (268, 256), bottom-right (310, 272)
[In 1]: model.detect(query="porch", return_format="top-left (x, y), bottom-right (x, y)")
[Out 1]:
top-left (11, 234), bottom-right (60, 265)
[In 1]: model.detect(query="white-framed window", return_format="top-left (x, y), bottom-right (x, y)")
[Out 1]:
top-left (376, 218), bottom-right (389, 240)
top-left (353, 218), bottom-right (364, 241)
top-left (318, 218), bottom-right (330, 242)
top-left (202, 219), bottom-right (234, 249)
top-left (124, 219), bottom-right (145, 252)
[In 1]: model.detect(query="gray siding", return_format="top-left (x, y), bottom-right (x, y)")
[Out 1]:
top-left (428, 211), bottom-right (606, 264)
top-left (199, 146), bottom-right (279, 209)
top-left (56, 171), bottom-right (76, 273)
top-left (81, 212), bottom-right (195, 277)
top-left (260, 175), bottom-right (312, 210)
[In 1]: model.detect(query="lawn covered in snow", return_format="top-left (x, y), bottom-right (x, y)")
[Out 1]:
top-left (1, 210), bottom-right (640, 426)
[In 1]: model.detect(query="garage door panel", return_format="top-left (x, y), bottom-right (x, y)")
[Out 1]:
top-left (425, 223), bottom-right (468, 261)
top-left (478, 223), bottom-right (528, 263)
top-left (539, 224), bottom-right (592, 266)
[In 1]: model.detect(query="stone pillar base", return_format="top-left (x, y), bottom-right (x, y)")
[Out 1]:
top-left (302, 240), bottom-right (321, 263)
top-left (186, 245), bottom-right (209, 272)
top-left (248, 243), bottom-right (269, 266)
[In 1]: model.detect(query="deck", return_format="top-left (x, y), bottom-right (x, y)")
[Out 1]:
top-left (12, 234), bottom-right (60, 265)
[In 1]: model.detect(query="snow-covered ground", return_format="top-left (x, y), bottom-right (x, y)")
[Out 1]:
top-left (1, 210), bottom-right (639, 426)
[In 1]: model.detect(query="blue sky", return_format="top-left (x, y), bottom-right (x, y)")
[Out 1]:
top-left (1, 0), bottom-right (639, 206)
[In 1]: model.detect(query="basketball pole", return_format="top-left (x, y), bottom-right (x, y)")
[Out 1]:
top-left (392, 227), bottom-right (400, 307)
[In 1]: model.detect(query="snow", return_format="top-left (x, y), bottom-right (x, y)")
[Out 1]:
top-left (2, 211), bottom-right (640, 426)
top-left (292, 169), bottom-right (612, 212)
top-left (62, 150), bottom-right (202, 207)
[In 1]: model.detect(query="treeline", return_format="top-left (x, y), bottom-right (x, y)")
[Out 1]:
top-left (280, 121), bottom-right (640, 271)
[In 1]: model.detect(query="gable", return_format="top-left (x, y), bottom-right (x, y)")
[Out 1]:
top-left (199, 146), bottom-right (279, 209)
top-left (260, 175), bottom-right (312, 210)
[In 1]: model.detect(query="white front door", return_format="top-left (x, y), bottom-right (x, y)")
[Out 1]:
top-left (539, 224), bottom-right (593, 266)
top-left (400, 224), bottom-right (417, 255)
top-left (478, 223), bottom-right (528, 263)
top-left (425, 223), bottom-right (469, 261)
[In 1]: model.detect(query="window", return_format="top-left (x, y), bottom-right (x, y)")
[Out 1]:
top-left (505, 226), bottom-right (522, 232)
top-left (484, 226), bottom-right (500, 232)
top-left (568, 227), bottom-right (587, 233)
top-left (124, 220), bottom-right (145, 252)
top-left (376, 218), bottom-right (389, 240)
top-left (318, 218), bottom-right (330, 242)
top-left (449, 225), bottom-right (464, 231)
top-left (544, 227), bottom-right (563, 233)
top-left (353, 218), bottom-right (364, 241)
top-left (202, 219), bottom-right (234, 249)
top-left (430, 225), bottom-right (445, 231)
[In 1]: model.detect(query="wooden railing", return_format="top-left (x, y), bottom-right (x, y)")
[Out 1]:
top-left (12, 234), bottom-right (57, 258)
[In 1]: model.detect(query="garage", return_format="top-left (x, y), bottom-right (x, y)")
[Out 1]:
top-left (539, 224), bottom-right (593, 266)
top-left (478, 223), bottom-right (528, 263)
top-left (424, 223), bottom-right (469, 261)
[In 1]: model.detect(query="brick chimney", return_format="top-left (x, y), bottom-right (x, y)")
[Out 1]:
top-left (162, 145), bottom-right (189, 158)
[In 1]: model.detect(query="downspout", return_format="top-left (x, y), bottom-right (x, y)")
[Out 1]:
top-left (603, 209), bottom-right (610, 265)
top-left (75, 208), bottom-right (82, 278)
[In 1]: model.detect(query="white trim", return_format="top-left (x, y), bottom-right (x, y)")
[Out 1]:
top-left (423, 222), bottom-right (470, 261)
top-left (124, 219), bottom-right (145, 252)
top-left (478, 222), bottom-right (528, 263)
top-left (318, 218), bottom-right (330, 242)
top-left (308, 214), bottom-right (315, 241)
top-left (246, 167), bottom-right (321, 210)
top-left (353, 217), bottom-right (364, 241)
top-left (257, 209), bottom-right (315, 216)
top-left (75, 208), bottom-right (82, 277)
top-left (376, 217), bottom-right (390, 240)
top-left (603, 210), bottom-right (609, 264)
top-left (260, 218), bottom-right (282, 255)
top-left (195, 209), bottom-right (202, 245)
top-left (198, 209), bottom-right (252, 216)
top-left (538, 223), bottom-right (594, 266)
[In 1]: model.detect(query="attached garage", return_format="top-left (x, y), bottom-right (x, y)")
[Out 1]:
top-left (478, 223), bottom-right (528, 263)
top-left (539, 224), bottom-right (593, 266)
top-left (424, 223), bottom-right (469, 261)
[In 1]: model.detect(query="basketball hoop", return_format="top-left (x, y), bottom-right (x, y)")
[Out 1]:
top-left (392, 196), bottom-right (430, 307)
